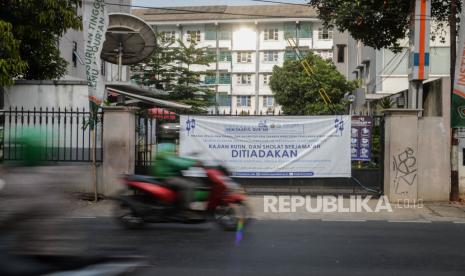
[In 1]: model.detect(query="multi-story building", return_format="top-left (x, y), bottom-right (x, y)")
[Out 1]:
top-left (132, 4), bottom-right (338, 114)
top-left (60, 0), bottom-right (132, 83)
top-left (346, 23), bottom-right (450, 114)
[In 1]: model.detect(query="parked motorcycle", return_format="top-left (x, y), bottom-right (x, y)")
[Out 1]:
top-left (113, 164), bottom-right (249, 231)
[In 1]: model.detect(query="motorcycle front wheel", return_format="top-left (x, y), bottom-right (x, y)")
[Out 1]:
top-left (114, 201), bottom-right (145, 229)
top-left (214, 202), bottom-right (249, 231)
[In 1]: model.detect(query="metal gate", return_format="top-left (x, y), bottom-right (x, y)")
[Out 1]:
top-left (0, 107), bottom-right (103, 163)
top-left (133, 111), bottom-right (385, 195)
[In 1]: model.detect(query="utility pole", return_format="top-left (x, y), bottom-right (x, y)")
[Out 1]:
top-left (450, 0), bottom-right (459, 201)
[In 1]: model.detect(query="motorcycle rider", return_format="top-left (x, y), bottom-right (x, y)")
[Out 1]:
top-left (150, 143), bottom-right (200, 217)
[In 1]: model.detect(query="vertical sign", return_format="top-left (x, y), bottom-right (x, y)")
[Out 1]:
top-left (351, 116), bottom-right (373, 161)
top-left (83, 0), bottom-right (108, 108)
top-left (408, 0), bottom-right (430, 81)
top-left (452, 2), bottom-right (465, 128)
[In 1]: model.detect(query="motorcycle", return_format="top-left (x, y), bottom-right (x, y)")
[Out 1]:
top-left (113, 164), bottom-right (249, 231)
top-left (0, 170), bottom-right (146, 276)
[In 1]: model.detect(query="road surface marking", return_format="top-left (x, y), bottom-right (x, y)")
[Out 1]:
top-left (388, 220), bottom-right (432, 223)
top-left (321, 219), bottom-right (366, 222)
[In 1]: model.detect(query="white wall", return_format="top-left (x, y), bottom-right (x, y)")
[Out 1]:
top-left (4, 81), bottom-right (89, 109)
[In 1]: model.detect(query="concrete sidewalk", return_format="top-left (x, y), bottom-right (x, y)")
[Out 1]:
top-left (66, 195), bottom-right (465, 223)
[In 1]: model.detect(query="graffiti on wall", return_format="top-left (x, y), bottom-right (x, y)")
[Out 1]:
top-left (393, 147), bottom-right (417, 195)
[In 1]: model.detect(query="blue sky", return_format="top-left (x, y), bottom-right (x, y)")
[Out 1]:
top-left (132, 0), bottom-right (307, 7)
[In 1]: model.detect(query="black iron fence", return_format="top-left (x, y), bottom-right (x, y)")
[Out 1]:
top-left (1, 107), bottom-right (103, 162)
top-left (135, 114), bottom-right (157, 173)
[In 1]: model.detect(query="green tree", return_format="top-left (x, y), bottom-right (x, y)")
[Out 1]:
top-left (131, 38), bottom-right (178, 90)
top-left (377, 97), bottom-right (395, 110)
top-left (0, 21), bottom-right (27, 86)
top-left (0, 0), bottom-right (81, 80)
top-left (309, 0), bottom-right (459, 52)
top-left (131, 36), bottom-right (215, 112)
top-left (269, 53), bottom-right (358, 115)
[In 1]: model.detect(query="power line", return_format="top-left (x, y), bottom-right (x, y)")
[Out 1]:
top-left (250, 0), bottom-right (310, 7)
top-left (80, 1), bottom-right (435, 21)
top-left (93, 1), bottom-right (317, 19)
top-left (372, 50), bottom-right (409, 91)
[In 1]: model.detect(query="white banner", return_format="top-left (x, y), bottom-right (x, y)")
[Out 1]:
top-left (82, 0), bottom-right (108, 104)
top-left (180, 116), bottom-right (351, 178)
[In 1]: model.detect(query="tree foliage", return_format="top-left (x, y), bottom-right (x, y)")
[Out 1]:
top-left (0, 0), bottom-right (81, 81)
top-left (131, 37), bottom-right (215, 112)
top-left (269, 53), bottom-right (358, 115)
top-left (0, 21), bottom-right (27, 86)
top-left (309, 0), bottom-right (460, 52)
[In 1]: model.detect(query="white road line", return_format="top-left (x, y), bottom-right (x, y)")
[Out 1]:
top-left (453, 221), bottom-right (465, 224)
top-left (388, 220), bottom-right (432, 223)
top-left (321, 219), bottom-right (367, 222)
top-left (69, 216), bottom-right (97, 219)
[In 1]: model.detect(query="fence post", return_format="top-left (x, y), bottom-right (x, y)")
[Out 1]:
top-left (383, 109), bottom-right (420, 202)
top-left (102, 106), bottom-right (138, 196)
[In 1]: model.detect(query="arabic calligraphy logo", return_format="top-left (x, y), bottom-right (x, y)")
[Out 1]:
top-left (458, 106), bottom-right (465, 119)
top-left (185, 117), bottom-right (196, 136)
top-left (258, 120), bottom-right (268, 129)
top-left (334, 116), bottom-right (344, 136)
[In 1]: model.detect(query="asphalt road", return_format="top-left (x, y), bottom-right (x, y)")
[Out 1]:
top-left (59, 218), bottom-right (465, 276)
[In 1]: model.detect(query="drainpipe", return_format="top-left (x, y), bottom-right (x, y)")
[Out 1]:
top-left (230, 26), bottom-right (234, 114)
top-left (215, 23), bottom-right (220, 114)
top-left (255, 21), bottom-right (260, 114)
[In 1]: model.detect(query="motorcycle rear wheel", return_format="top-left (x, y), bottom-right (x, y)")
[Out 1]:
top-left (214, 202), bottom-right (249, 231)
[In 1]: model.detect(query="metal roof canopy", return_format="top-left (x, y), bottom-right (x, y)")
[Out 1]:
top-left (101, 13), bottom-right (156, 80)
top-left (106, 84), bottom-right (192, 110)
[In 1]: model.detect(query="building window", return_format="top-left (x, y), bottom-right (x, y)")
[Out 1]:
top-left (284, 22), bottom-right (296, 39)
top-left (237, 52), bottom-right (252, 63)
top-left (219, 73), bottom-right (231, 84)
top-left (264, 28), bottom-right (279, 40)
top-left (187, 30), bottom-right (201, 43)
top-left (318, 27), bottom-right (333, 40)
top-left (236, 74), bottom-right (251, 85)
top-left (218, 93), bottom-right (231, 106)
top-left (219, 27), bottom-right (232, 40)
top-left (100, 59), bottom-right (105, 76)
top-left (337, 45), bottom-right (346, 63)
top-left (263, 51), bottom-right (279, 62)
top-left (159, 31), bottom-right (176, 43)
top-left (284, 51), bottom-right (297, 61)
top-left (237, 96), bottom-right (251, 107)
top-left (219, 51), bottom-right (232, 62)
top-left (263, 96), bottom-right (274, 107)
top-left (205, 25), bottom-right (216, 40)
top-left (72, 41), bottom-right (77, 67)
top-left (205, 73), bottom-right (231, 84)
top-left (204, 73), bottom-right (216, 84)
top-left (263, 74), bottom-right (272, 85)
top-left (299, 22), bottom-right (312, 38)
